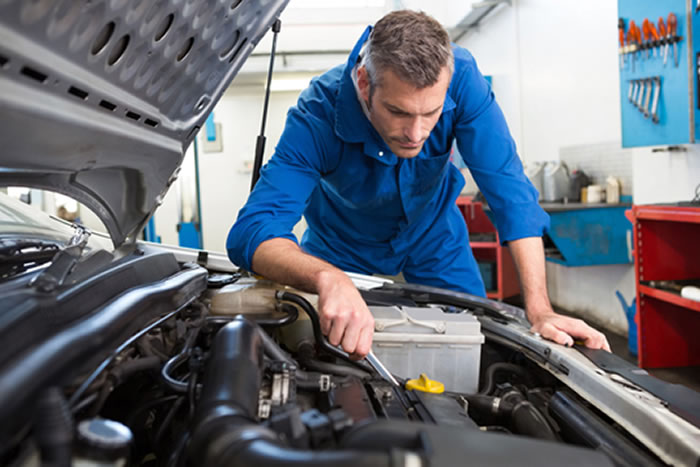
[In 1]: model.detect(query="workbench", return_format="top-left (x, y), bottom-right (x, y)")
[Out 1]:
top-left (541, 202), bottom-right (633, 267)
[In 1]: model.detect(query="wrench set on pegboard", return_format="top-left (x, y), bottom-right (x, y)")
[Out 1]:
top-left (618, 0), bottom-right (700, 148)
top-left (627, 76), bottom-right (661, 123)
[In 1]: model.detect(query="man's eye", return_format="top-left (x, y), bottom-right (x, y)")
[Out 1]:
top-left (390, 109), bottom-right (408, 116)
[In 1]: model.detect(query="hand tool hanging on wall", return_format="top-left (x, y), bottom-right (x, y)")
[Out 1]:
top-left (628, 80), bottom-right (635, 102)
top-left (627, 20), bottom-right (639, 71)
top-left (636, 79), bottom-right (646, 109)
top-left (649, 21), bottom-right (660, 58)
top-left (633, 22), bottom-right (642, 65)
top-left (668, 13), bottom-right (678, 67)
top-left (619, 18), bottom-right (626, 69)
top-left (643, 78), bottom-right (653, 118)
top-left (658, 16), bottom-right (667, 65)
top-left (651, 76), bottom-right (661, 124)
top-left (642, 19), bottom-right (652, 59)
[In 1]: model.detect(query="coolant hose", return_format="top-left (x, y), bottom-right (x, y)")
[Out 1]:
top-left (188, 316), bottom-right (401, 467)
top-left (465, 391), bottom-right (557, 441)
top-left (276, 291), bottom-right (372, 373)
top-left (479, 363), bottom-right (533, 395)
top-left (257, 324), bottom-right (338, 390)
top-left (34, 387), bottom-right (73, 467)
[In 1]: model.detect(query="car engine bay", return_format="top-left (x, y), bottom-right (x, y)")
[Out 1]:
top-left (1, 253), bottom-right (671, 467)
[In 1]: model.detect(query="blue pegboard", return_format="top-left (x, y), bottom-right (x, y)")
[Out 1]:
top-left (619, 0), bottom-right (693, 147)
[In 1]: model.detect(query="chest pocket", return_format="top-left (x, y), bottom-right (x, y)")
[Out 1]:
top-left (322, 146), bottom-right (402, 215)
top-left (399, 150), bottom-right (452, 223)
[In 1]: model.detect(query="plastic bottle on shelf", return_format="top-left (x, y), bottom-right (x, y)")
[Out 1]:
top-left (606, 176), bottom-right (621, 204)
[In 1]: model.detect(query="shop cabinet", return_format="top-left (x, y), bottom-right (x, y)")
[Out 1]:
top-left (456, 196), bottom-right (520, 300)
top-left (626, 205), bottom-right (700, 368)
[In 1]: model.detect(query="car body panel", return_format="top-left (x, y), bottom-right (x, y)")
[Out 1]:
top-left (0, 0), bottom-right (289, 246)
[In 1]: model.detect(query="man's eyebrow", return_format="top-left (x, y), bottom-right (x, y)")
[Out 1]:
top-left (385, 103), bottom-right (443, 116)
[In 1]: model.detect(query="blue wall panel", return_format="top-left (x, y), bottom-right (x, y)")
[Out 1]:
top-left (619, 0), bottom-right (692, 147)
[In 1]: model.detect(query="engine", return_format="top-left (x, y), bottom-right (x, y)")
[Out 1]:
top-left (4, 272), bottom-right (657, 467)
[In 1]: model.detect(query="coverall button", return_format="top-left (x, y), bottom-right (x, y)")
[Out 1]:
top-left (378, 151), bottom-right (384, 157)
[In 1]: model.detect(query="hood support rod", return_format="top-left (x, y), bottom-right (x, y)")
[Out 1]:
top-left (250, 19), bottom-right (282, 192)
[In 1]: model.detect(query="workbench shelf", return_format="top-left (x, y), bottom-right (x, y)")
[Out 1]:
top-left (456, 196), bottom-right (520, 301)
top-left (626, 204), bottom-right (700, 369)
top-left (638, 285), bottom-right (700, 313)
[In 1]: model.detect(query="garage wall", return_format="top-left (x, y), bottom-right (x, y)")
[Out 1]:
top-left (153, 86), bottom-right (303, 253)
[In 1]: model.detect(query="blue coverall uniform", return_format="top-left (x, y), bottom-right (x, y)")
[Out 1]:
top-left (227, 26), bottom-right (549, 297)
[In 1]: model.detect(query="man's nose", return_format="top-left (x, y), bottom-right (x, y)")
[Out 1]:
top-left (405, 117), bottom-right (423, 143)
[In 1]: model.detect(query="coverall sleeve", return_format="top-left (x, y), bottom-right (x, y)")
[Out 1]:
top-left (451, 47), bottom-right (549, 242)
top-left (226, 101), bottom-right (339, 271)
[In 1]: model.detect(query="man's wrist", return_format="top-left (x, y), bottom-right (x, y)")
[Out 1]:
top-left (313, 268), bottom-right (349, 294)
top-left (524, 296), bottom-right (555, 322)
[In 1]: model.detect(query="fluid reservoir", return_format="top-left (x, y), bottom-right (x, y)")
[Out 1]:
top-left (74, 418), bottom-right (132, 467)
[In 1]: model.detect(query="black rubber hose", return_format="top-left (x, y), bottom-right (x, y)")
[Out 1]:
top-left (276, 291), bottom-right (373, 373)
top-left (511, 400), bottom-right (558, 441)
top-left (297, 343), bottom-right (371, 379)
top-left (188, 316), bottom-right (397, 467)
top-left (34, 387), bottom-right (73, 467)
top-left (465, 391), bottom-right (556, 441)
top-left (479, 363), bottom-right (534, 395)
top-left (501, 390), bottom-right (557, 441)
top-left (161, 352), bottom-right (190, 393)
top-left (90, 355), bottom-right (163, 415)
top-left (257, 323), bottom-right (334, 390)
top-left (549, 391), bottom-right (660, 466)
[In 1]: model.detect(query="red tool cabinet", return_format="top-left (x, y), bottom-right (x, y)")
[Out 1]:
top-left (626, 205), bottom-right (700, 368)
top-left (456, 196), bottom-right (520, 300)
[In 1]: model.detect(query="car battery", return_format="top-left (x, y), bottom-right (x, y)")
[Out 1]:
top-left (369, 306), bottom-right (484, 394)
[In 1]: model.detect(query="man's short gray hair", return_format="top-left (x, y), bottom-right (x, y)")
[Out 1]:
top-left (363, 10), bottom-right (454, 91)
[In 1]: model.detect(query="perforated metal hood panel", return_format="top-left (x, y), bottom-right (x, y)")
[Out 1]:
top-left (0, 0), bottom-right (288, 246)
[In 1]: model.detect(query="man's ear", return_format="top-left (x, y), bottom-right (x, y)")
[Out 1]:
top-left (357, 65), bottom-right (371, 102)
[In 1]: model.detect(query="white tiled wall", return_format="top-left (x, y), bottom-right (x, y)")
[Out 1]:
top-left (559, 142), bottom-right (634, 196)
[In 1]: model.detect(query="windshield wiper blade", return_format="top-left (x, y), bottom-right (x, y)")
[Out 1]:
top-left (0, 240), bottom-right (61, 279)
top-left (30, 225), bottom-right (91, 292)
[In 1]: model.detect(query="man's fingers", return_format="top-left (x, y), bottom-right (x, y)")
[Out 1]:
top-left (537, 322), bottom-right (574, 347)
top-left (327, 314), bottom-right (348, 347)
top-left (341, 316), bottom-right (361, 355)
top-left (355, 324), bottom-right (374, 359)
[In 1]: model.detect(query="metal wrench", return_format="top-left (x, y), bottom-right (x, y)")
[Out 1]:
top-left (651, 76), bottom-right (661, 123)
top-left (643, 78), bottom-right (653, 118)
top-left (636, 79), bottom-right (646, 109)
top-left (628, 80), bottom-right (635, 102)
top-left (366, 350), bottom-right (400, 387)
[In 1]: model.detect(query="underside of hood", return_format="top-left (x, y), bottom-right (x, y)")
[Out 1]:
top-left (0, 0), bottom-right (288, 246)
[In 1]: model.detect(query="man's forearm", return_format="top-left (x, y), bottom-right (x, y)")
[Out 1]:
top-left (251, 237), bottom-right (350, 295)
top-left (507, 236), bottom-right (553, 320)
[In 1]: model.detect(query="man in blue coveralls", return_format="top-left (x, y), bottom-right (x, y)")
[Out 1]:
top-left (228, 10), bottom-right (610, 358)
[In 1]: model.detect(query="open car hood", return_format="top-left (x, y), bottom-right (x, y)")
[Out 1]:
top-left (0, 0), bottom-right (288, 246)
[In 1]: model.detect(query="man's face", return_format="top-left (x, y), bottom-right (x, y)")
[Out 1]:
top-left (357, 65), bottom-right (450, 159)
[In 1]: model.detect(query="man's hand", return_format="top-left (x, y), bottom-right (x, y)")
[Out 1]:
top-left (316, 270), bottom-right (374, 359)
top-left (529, 310), bottom-right (611, 351)
top-left (507, 237), bottom-right (611, 352)
top-left (252, 238), bottom-right (375, 358)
